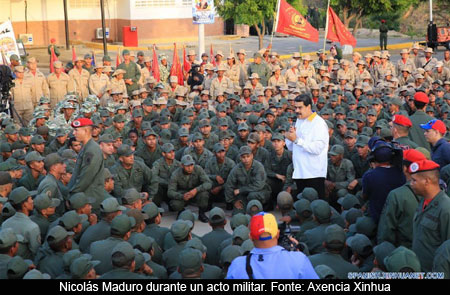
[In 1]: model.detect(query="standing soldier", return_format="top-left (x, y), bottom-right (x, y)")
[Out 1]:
top-left (117, 50), bottom-right (141, 96)
top-left (159, 54), bottom-right (171, 84)
top-left (69, 57), bottom-right (90, 101)
top-left (89, 64), bottom-right (110, 102)
top-left (68, 118), bottom-right (105, 213)
top-left (47, 61), bottom-right (75, 108)
top-left (236, 49), bottom-right (249, 88)
top-left (83, 54), bottom-right (95, 75)
top-left (210, 65), bottom-right (233, 100)
top-left (410, 159), bottom-right (450, 272)
top-left (247, 53), bottom-right (271, 87)
top-left (10, 66), bottom-right (33, 125)
top-left (224, 55), bottom-right (240, 87)
top-left (379, 19), bottom-right (388, 50)
top-left (24, 57), bottom-right (49, 108)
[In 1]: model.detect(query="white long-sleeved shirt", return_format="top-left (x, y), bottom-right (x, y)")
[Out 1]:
top-left (285, 112), bottom-right (329, 179)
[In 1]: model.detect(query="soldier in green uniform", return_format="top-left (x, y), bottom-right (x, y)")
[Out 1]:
top-left (104, 114), bottom-right (128, 140)
top-left (129, 233), bottom-right (168, 279)
top-left (224, 146), bottom-right (271, 215)
top-left (0, 228), bottom-right (21, 279)
top-left (152, 143), bottom-right (181, 207)
top-left (409, 92), bottom-right (434, 151)
top-left (99, 134), bottom-right (116, 169)
top-left (167, 155), bottom-right (212, 222)
top-left (183, 133), bottom-right (213, 169)
top-left (162, 220), bottom-right (193, 275)
top-left (18, 151), bottom-right (45, 191)
top-left (377, 149), bottom-right (424, 248)
top-left (348, 135), bottom-right (371, 193)
top-left (37, 153), bottom-right (67, 218)
top-left (201, 207), bottom-right (232, 267)
top-left (134, 128), bottom-right (161, 165)
top-left (299, 200), bottom-right (332, 255)
top-left (117, 50), bottom-right (141, 96)
top-left (379, 20), bottom-right (388, 50)
top-left (141, 203), bottom-right (167, 265)
top-left (111, 144), bottom-right (158, 199)
top-left (384, 246), bottom-right (421, 272)
top-left (47, 128), bottom-right (69, 153)
top-left (89, 214), bottom-right (135, 275)
top-left (70, 255), bottom-right (99, 279)
top-left (68, 118), bottom-right (105, 213)
top-left (29, 135), bottom-right (51, 157)
top-left (35, 225), bottom-right (74, 278)
top-left (198, 119), bottom-right (219, 151)
top-left (247, 53), bottom-right (271, 87)
top-left (391, 115), bottom-right (419, 149)
top-left (433, 239), bottom-right (450, 278)
top-left (79, 198), bottom-right (125, 253)
top-left (346, 233), bottom-right (374, 272)
top-left (308, 224), bottom-right (359, 279)
top-left (30, 193), bottom-right (60, 241)
top-left (99, 241), bottom-right (148, 279)
top-left (326, 144), bottom-right (355, 203)
top-left (410, 159), bottom-right (450, 272)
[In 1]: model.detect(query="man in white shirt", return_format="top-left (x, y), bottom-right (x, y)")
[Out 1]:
top-left (285, 94), bottom-right (329, 198)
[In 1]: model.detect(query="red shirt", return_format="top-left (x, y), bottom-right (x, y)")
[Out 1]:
top-left (422, 198), bottom-right (433, 212)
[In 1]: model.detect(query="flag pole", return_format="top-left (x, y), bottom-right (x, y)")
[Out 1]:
top-left (323, 0), bottom-right (331, 52)
top-left (270, 0), bottom-right (281, 47)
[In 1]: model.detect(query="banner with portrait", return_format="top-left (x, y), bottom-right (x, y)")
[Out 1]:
top-left (0, 20), bottom-right (20, 65)
top-left (192, 0), bottom-right (215, 24)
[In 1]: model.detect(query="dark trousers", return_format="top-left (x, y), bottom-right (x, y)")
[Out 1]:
top-left (380, 34), bottom-right (387, 50)
top-left (295, 178), bottom-right (326, 200)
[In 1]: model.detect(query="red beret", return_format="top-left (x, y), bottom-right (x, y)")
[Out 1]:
top-left (392, 115), bottom-right (412, 127)
top-left (403, 149), bottom-right (426, 163)
top-left (409, 159), bottom-right (440, 174)
top-left (414, 92), bottom-right (429, 104)
top-left (71, 118), bottom-right (93, 128)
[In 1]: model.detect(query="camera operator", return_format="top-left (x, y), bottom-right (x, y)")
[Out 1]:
top-left (226, 212), bottom-right (318, 279)
top-left (187, 64), bottom-right (204, 90)
top-left (362, 137), bottom-right (406, 224)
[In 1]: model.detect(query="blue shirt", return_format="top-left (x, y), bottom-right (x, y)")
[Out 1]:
top-left (431, 138), bottom-right (450, 169)
top-left (226, 246), bottom-right (319, 279)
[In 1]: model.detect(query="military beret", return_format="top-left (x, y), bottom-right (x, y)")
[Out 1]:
top-left (409, 159), bottom-right (440, 174)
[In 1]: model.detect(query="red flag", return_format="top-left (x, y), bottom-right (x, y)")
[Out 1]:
top-left (210, 44), bottom-right (216, 67)
top-left (72, 46), bottom-right (77, 63)
top-left (152, 44), bottom-right (160, 82)
top-left (170, 43), bottom-right (184, 86)
top-left (327, 7), bottom-right (357, 47)
top-left (183, 46), bottom-right (191, 73)
top-left (275, 0), bottom-right (319, 42)
top-left (50, 46), bottom-right (58, 73)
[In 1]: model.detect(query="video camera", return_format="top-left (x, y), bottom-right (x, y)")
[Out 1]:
top-left (278, 221), bottom-right (303, 251)
top-left (368, 136), bottom-right (403, 169)
top-left (0, 64), bottom-right (14, 113)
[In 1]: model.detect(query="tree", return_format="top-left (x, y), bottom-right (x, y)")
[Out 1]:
top-left (215, 0), bottom-right (277, 49)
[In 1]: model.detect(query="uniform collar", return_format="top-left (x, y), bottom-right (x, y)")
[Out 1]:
top-left (307, 112), bottom-right (317, 122)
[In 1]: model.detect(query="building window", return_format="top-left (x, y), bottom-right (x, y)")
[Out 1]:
top-left (135, 0), bottom-right (177, 7)
top-left (69, 0), bottom-right (100, 8)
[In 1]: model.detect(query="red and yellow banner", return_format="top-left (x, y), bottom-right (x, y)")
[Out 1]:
top-left (275, 0), bottom-right (318, 42)
top-left (327, 7), bottom-right (357, 47)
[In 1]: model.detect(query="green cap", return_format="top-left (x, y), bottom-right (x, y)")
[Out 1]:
top-left (132, 109), bottom-right (143, 118)
top-left (344, 131), bottom-right (356, 139)
top-left (111, 214), bottom-right (136, 236)
top-left (356, 135), bottom-right (370, 147)
top-left (241, 239), bottom-right (254, 254)
top-left (239, 145), bottom-right (252, 157)
top-left (199, 119), bottom-right (210, 128)
top-left (61, 149), bottom-right (77, 160)
top-left (7, 256), bottom-right (32, 279)
top-left (233, 224), bottom-right (250, 242)
top-left (62, 250), bottom-right (84, 269)
top-left (220, 245), bottom-right (243, 265)
top-left (134, 249), bottom-right (151, 270)
top-left (129, 233), bottom-right (154, 253)
top-left (34, 193), bottom-right (60, 210)
top-left (298, 187), bottom-right (319, 201)
top-left (343, 208), bottom-right (363, 225)
top-left (103, 55), bottom-right (112, 62)
top-left (294, 199), bottom-right (312, 215)
top-left (47, 225), bottom-right (74, 245)
top-left (111, 242), bottom-right (135, 265)
top-left (178, 209), bottom-right (197, 223)
top-left (171, 220), bottom-right (193, 242)
top-left (100, 197), bottom-right (126, 213)
top-left (117, 144), bottom-right (134, 157)
top-left (122, 188), bottom-right (144, 205)
top-left (246, 199), bottom-right (263, 215)
top-left (60, 211), bottom-right (87, 229)
top-left (311, 200), bottom-right (331, 222)
top-left (277, 191), bottom-right (293, 210)
top-left (346, 233), bottom-right (372, 256)
top-left (329, 144), bottom-right (344, 156)
top-left (0, 228), bottom-right (23, 249)
top-left (122, 49), bottom-right (130, 56)
top-left (70, 256), bottom-right (101, 279)
top-left (355, 216), bottom-right (377, 238)
top-left (43, 153), bottom-right (64, 170)
top-left (99, 134), bottom-right (114, 143)
top-left (325, 224), bottom-right (346, 245)
top-left (31, 135), bottom-right (46, 145)
top-left (185, 237), bottom-right (207, 253)
top-left (19, 127), bottom-right (31, 136)
top-left (181, 155), bottom-right (195, 166)
top-left (384, 246), bottom-right (421, 272)
top-left (271, 133), bottom-right (284, 141)
top-left (191, 132), bottom-right (203, 142)
top-left (230, 213), bottom-right (250, 230)
top-left (178, 127), bottom-right (189, 137)
top-left (69, 192), bottom-right (95, 210)
top-left (9, 187), bottom-right (36, 205)
top-left (314, 265), bottom-right (337, 279)
top-left (208, 207), bottom-right (226, 225)
top-left (126, 209), bottom-right (149, 226)
top-left (373, 241), bottom-right (395, 270)
top-left (113, 114), bottom-right (126, 123)
top-left (161, 143), bottom-right (175, 153)
top-left (337, 194), bottom-right (360, 210)
top-left (4, 124), bottom-right (19, 134)
top-left (23, 269), bottom-right (51, 280)
top-left (212, 143), bottom-right (225, 153)
top-left (0, 142), bottom-right (11, 153)
top-left (23, 151), bottom-right (43, 164)
top-left (178, 248), bottom-right (203, 275)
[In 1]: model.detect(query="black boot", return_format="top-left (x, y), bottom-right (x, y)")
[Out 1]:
top-left (199, 210), bottom-right (209, 223)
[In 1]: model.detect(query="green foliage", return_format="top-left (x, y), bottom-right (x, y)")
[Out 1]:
top-left (214, 0), bottom-right (277, 25)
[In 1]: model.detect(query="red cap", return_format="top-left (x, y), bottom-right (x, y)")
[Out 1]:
top-left (381, 20), bottom-right (385, 23)
top-left (403, 149), bottom-right (426, 163)
top-left (409, 159), bottom-right (440, 174)
top-left (392, 115), bottom-right (412, 127)
top-left (420, 119), bottom-right (447, 135)
top-left (50, 38), bottom-right (56, 43)
top-left (71, 118), bottom-right (93, 128)
top-left (414, 92), bottom-right (429, 104)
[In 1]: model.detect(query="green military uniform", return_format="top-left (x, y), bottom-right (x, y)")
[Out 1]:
top-left (99, 242), bottom-right (149, 279)
top-left (299, 200), bottom-right (332, 255)
top-left (433, 240), bottom-right (450, 279)
top-left (413, 190), bottom-right (450, 272)
top-left (350, 154), bottom-right (370, 190)
top-left (0, 228), bottom-right (19, 279)
top-left (183, 146), bottom-right (214, 169)
top-left (204, 153), bottom-right (236, 191)
top-left (110, 145), bottom-right (158, 199)
top-left (68, 138), bottom-right (105, 211)
top-left (135, 144), bottom-right (162, 169)
top-left (395, 136), bottom-right (419, 149)
top-left (202, 133), bottom-right (219, 151)
top-left (266, 145), bottom-right (292, 200)
top-left (379, 22), bottom-right (388, 50)
top-left (327, 159), bottom-right (355, 190)
top-left (18, 168), bottom-right (45, 191)
top-left (37, 173), bottom-right (66, 218)
top-left (117, 60), bottom-right (141, 96)
top-left (162, 220), bottom-right (192, 274)
top-left (151, 148), bottom-right (182, 206)
top-left (201, 208), bottom-right (232, 266)
top-left (104, 154), bottom-right (116, 169)
top-left (409, 110), bottom-right (434, 151)
top-left (167, 158), bottom-right (212, 213)
top-left (247, 61), bottom-right (271, 86)
top-left (377, 182), bottom-right (420, 248)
